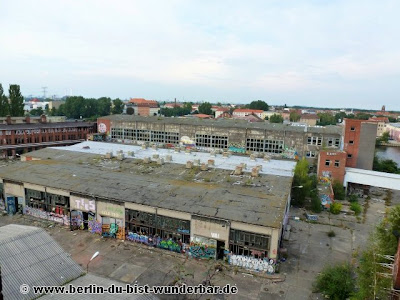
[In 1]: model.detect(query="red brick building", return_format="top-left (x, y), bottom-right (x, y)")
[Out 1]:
top-left (0, 115), bottom-right (96, 158)
top-left (342, 118), bottom-right (377, 170)
top-left (128, 98), bottom-right (160, 116)
top-left (317, 150), bottom-right (347, 184)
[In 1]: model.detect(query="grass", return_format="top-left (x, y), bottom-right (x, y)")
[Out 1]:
top-left (350, 202), bottom-right (362, 215)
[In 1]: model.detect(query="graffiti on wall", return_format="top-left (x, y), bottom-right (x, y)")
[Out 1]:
top-left (281, 147), bottom-right (299, 160)
top-left (71, 210), bottom-right (84, 230)
top-left (126, 232), bottom-right (184, 253)
top-left (188, 244), bottom-right (216, 259)
top-left (180, 136), bottom-right (196, 148)
top-left (228, 146), bottom-right (246, 154)
top-left (0, 198), bottom-right (5, 212)
top-left (228, 255), bottom-right (275, 274)
top-left (6, 196), bottom-right (16, 215)
top-left (23, 206), bottom-right (70, 226)
top-left (88, 219), bottom-right (102, 234)
top-left (73, 198), bottom-right (95, 212)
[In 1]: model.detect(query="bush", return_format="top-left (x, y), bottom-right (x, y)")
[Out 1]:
top-left (350, 202), bottom-right (362, 215)
top-left (330, 202), bottom-right (342, 214)
top-left (348, 194), bottom-right (358, 203)
top-left (327, 230), bottom-right (336, 237)
top-left (311, 194), bottom-right (322, 213)
top-left (314, 263), bottom-right (355, 299)
top-left (332, 180), bottom-right (345, 200)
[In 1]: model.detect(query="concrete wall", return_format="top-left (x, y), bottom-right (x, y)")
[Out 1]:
top-left (70, 195), bottom-right (96, 212)
top-left (4, 182), bottom-right (25, 198)
top-left (191, 217), bottom-right (230, 249)
top-left (357, 123), bottom-right (377, 170)
top-left (97, 200), bottom-right (125, 221)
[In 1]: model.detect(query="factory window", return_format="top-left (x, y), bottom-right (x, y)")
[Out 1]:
top-left (307, 136), bottom-right (322, 146)
top-left (264, 139), bottom-right (284, 153)
top-left (123, 129), bottom-right (134, 140)
top-left (351, 127), bottom-right (355, 131)
top-left (246, 138), bottom-right (264, 152)
top-left (335, 160), bottom-right (340, 167)
top-left (164, 132), bottom-right (179, 144)
top-left (325, 159), bottom-right (331, 166)
top-left (195, 134), bottom-right (211, 148)
top-left (327, 137), bottom-right (340, 147)
top-left (151, 131), bottom-right (165, 143)
top-left (306, 151), bottom-right (316, 158)
top-left (212, 136), bottom-right (228, 149)
top-left (347, 154), bottom-right (352, 158)
top-left (349, 140), bottom-right (354, 145)
top-left (135, 129), bottom-right (150, 141)
top-left (25, 189), bottom-right (70, 217)
top-left (125, 209), bottom-right (190, 245)
top-left (111, 128), bottom-right (123, 139)
top-left (246, 139), bottom-right (284, 153)
top-left (229, 229), bottom-right (270, 258)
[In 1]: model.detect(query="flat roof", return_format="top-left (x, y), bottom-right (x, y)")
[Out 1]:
top-left (0, 146), bottom-right (294, 228)
top-left (99, 115), bottom-right (342, 135)
top-left (0, 121), bottom-right (95, 130)
top-left (52, 141), bottom-right (296, 177)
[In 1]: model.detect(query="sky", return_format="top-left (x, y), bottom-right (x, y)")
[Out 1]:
top-left (0, 0), bottom-right (399, 110)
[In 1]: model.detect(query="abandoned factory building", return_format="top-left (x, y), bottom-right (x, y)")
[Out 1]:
top-left (0, 141), bottom-right (295, 260)
top-left (97, 115), bottom-right (343, 163)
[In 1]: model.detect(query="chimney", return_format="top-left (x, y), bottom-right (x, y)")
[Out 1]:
top-left (40, 114), bottom-right (47, 123)
top-left (174, 98), bottom-right (177, 108)
top-left (6, 115), bottom-right (11, 125)
top-left (25, 115), bottom-right (31, 124)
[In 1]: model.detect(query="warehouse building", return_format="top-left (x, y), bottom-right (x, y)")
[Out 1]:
top-left (97, 115), bottom-right (342, 163)
top-left (0, 114), bottom-right (96, 158)
top-left (0, 141), bottom-right (295, 261)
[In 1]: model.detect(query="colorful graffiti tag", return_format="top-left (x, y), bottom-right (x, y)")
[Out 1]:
top-left (126, 232), bottom-right (183, 253)
top-left (228, 254), bottom-right (275, 274)
top-left (281, 147), bottom-right (299, 160)
top-left (188, 244), bottom-right (216, 259)
top-left (228, 146), bottom-right (246, 154)
top-left (71, 210), bottom-right (84, 230)
top-left (88, 220), bottom-right (102, 234)
top-left (23, 206), bottom-right (70, 226)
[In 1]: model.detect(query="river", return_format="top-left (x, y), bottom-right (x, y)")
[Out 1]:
top-left (376, 146), bottom-right (400, 165)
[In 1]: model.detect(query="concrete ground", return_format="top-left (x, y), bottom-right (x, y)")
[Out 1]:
top-left (0, 187), bottom-right (394, 299)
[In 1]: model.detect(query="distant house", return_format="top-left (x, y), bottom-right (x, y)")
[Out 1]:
top-left (232, 109), bottom-right (264, 119)
top-left (128, 98), bottom-right (160, 116)
top-left (192, 114), bottom-right (213, 119)
top-left (215, 107), bottom-right (230, 119)
top-left (299, 114), bottom-right (319, 126)
top-left (233, 113), bottom-right (264, 123)
top-left (368, 116), bottom-right (389, 137)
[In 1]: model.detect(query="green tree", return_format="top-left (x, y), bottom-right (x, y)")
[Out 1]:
top-left (112, 98), bottom-right (124, 114)
top-left (376, 131), bottom-right (390, 145)
top-left (332, 180), bottom-right (345, 200)
top-left (198, 102), bottom-right (212, 115)
top-left (8, 84), bottom-right (24, 116)
top-left (373, 155), bottom-right (399, 174)
top-left (97, 97), bottom-right (112, 116)
top-left (289, 111), bottom-right (301, 122)
top-left (314, 263), bottom-right (355, 299)
top-left (247, 100), bottom-right (269, 111)
top-left (354, 205), bottom-right (400, 299)
top-left (126, 107), bottom-right (134, 115)
top-left (355, 112), bottom-right (371, 120)
top-left (269, 114), bottom-right (284, 123)
top-left (44, 104), bottom-right (49, 114)
top-left (317, 112), bottom-right (336, 125)
top-left (291, 158), bottom-right (312, 206)
top-left (334, 112), bottom-right (347, 123)
top-left (30, 107), bottom-right (44, 116)
top-left (0, 83), bottom-right (10, 117)
top-left (183, 102), bottom-right (192, 114)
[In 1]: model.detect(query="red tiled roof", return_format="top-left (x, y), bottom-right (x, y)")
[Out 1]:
top-left (300, 114), bottom-right (319, 119)
top-left (130, 98), bottom-right (158, 108)
top-left (233, 109), bottom-right (263, 113)
top-left (193, 114), bottom-right (212, 118)
top-left (369, 117), bottom-right (389, 123)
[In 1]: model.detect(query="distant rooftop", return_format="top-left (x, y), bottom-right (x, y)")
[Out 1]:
top-left (100, 115), bottom-right (342, 134)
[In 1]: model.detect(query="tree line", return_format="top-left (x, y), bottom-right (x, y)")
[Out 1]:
top-left (0, 83), bottom-right (25, 117)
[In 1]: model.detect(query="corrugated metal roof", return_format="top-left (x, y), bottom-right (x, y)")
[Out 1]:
top-left (0, 224), bottom-right (83, 300)
top-left (40, 274), bottom-right (158, 300)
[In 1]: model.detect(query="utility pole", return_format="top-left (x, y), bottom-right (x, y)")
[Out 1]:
top-left (42, 87), bottom-right (48, 100)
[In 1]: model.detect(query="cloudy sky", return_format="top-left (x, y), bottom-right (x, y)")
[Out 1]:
top-left (1, 0), bottom-right (399, 110)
